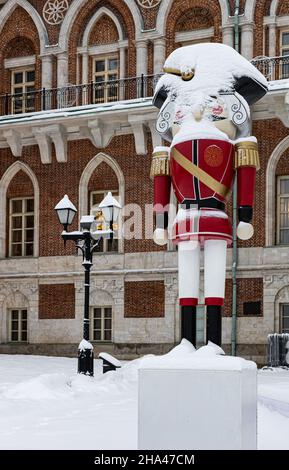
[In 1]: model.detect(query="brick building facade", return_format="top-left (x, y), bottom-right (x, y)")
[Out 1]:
top-left (0, 0), bottom-right (289, 363)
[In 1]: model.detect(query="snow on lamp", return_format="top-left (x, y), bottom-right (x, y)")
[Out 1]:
top-left (98, 191), bottom-right (121, 224)
top-left (54, 194), bottom-right (77, 231)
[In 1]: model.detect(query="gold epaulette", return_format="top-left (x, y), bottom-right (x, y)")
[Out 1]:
top-left (235, 141), bottom-right (260, 170)
top-left (150, 150), bottom-right (170, 179)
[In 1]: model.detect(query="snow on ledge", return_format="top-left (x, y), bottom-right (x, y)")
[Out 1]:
top-left (138, 339), bottom-right (256, 372)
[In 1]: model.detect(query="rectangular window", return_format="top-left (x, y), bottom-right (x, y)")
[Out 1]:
top-left (9, 309), bottom-right (28, 342)
top-left (281, 32), bottom-right (289, 79)
top-left (90, 190), bottom-right (119, 253)
top-left (277, 176), bottom-right (289, 245)
top-left (11, 68), bottom-right (35, 114)
top-left (93, 56), bottom-right (118, 103)
top-left (243, 301), bottom-right (261, 316)
top-left (90, 306), bottom-right (112, 342)
top-left (281, 304), bottom-right (289, 334)
top-left (9, 197), bottom-right (34, 257)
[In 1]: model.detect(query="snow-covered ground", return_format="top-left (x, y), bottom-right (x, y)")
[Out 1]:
top-left (0, 353), bottom-right (289, 450)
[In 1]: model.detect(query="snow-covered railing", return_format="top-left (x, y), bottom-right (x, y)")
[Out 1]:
top-left (251, 55), bottom-right (289, 82)
top-left (0, 74), bottom-right (162, 117)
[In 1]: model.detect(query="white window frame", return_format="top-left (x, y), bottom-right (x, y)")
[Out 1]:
top-left (9, 197), bottom-right (34, 257)
top-left (280, 304), bottom-right (289, 334)
top-left (11, 67), bottom-right (35, 114)
top-left (92, 55), bottom-right (119, 103)
top-left (277, 176), bottom-right (289, 245)
top-left (90, 190), bottom-right (119, 253)
top-left (280, 30), bottom-right (289, 79)
top-left (9, 308), bottom-right (28, 342)
top-left (90, 306), bottom-right (112, 342)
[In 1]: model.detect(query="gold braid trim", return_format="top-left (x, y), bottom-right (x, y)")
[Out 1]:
top-left (235, 141), bottom-right (260, 170)
top-left (150, 151), bottom-right (170, 179)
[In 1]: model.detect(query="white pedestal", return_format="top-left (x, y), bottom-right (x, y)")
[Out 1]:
top-left (138, 357), bottom-right (257, 450)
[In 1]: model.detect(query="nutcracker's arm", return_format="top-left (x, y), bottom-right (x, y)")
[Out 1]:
top-left (235, 139), bottom-right (260, 238)
top-left (150, 147), bottom-right (171, 245)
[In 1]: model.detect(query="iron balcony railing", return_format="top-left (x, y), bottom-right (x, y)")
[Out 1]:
top-left (1, 56), bottom-right (289, 117)
top-left (251, 54), bottom-right (289, 81)
top-left (0, 74), bottom-right (161, 117)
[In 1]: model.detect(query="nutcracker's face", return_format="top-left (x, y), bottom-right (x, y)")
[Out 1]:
top-left (154, 43), bottom-right (268, 142)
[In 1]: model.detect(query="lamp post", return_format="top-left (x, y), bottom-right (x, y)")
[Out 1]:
top-left (55, 192), bottom-right (121, 376)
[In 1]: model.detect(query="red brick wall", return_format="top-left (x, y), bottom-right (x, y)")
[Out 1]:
top-left (224, 278), bottom-right (263, 317)
top-left (124, 280), bottom-right (165, 317)
top-left (88, 15), bottom-right (119, 45)
top-left (166, 0), bottom-right (222, 54)
top-left (39, 284), bottom-right (75, 319)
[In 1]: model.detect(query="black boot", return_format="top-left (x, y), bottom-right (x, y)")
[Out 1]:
top-left (181, 306), bottom-right (196, 346)
top-left (206, 305), bottom-right (222, 346)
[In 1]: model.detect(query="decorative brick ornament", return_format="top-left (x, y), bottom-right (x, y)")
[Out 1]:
top-left (136, 0), bottom-right (162, 9)
top-left (43, 0), bottom-right (69, 25)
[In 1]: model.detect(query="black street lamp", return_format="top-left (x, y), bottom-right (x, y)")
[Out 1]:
top-left (55, 193), bottom-right (121, 376)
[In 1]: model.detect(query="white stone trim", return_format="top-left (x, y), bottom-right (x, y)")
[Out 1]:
top-left (82, 7), bottom-right (124, 46)
top-left (0, 161), bottom-right (39, 258)
top-left (0, 0), bottom-right (49, 55)
top-left (59, 0), bottom-right (143, 51)
top-left (78, 152), bottom-right (125, 253)
top-left (270, 0), bottom-right (280, 17)
top-left (175, 27), bottom-right (214, 44)
top-left (266, 135), bottom-right (289, 247)
top-left (156, 0), bottom-right (230, 36)
top-left (4, 55), bottom-right (36, 69)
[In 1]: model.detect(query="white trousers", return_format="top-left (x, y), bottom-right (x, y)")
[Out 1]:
top-left (178, 239), bottom-right (227, 305)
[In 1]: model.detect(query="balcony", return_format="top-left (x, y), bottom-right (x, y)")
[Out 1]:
top-left (0, 63), bottom-right (289, 162)
top-left (0, 74), bottom-right (160, 117)
top-left (251, 55), bottom-right (289, 82)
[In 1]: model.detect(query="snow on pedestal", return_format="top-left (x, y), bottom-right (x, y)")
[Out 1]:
top-left (138, 341), bottom-right (257, 450)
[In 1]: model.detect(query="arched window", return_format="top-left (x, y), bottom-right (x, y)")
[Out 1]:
top-left (79, 153), bottom-right (124, 253)
top-left (0, 162), bottom-right (39, 258)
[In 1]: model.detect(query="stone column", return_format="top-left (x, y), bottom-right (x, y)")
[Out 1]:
top-left (153, 37), bottom-right (166, 75)
top-left (241, 23), bottom-right (254, 60)
top-left (268, 23), bottom-right (277, 58)
top-left (41, 55), bottom-right (53, 89)
top-left (136, 40), bottom-right (148, 77)
top-left (118, 45), bottom-right (126, 100)
top-left (57, 52), bottom-right (69, 88)
top-left (222, 26), bottom-right (234, 49)
top-left (82, 51), bottom-right (89, 84)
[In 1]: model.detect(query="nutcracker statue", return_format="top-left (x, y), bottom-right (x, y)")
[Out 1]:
top-left (151, 43), bottom-right (268, 346)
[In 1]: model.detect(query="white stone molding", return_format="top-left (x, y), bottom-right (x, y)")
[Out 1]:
top-left (128, 114), bottom-right (148, 154)
top-left (175, 27), bottom-right (214, 45)
top-left (266, 135), bottom-right (289, 247)
top-left (45, 124), bottom-right (67, 162)
top-left (244, 0), bottom-right (257, 23)
top-left (153, 37), bottom-right (166, 75)
top-left (82, 7), bottom-right (124, 46)
top-left (241, 23), bottom-right (255, 60)
top-left (148, 121), bottom-right (162, 148)
top-left (136, 40), bottom-right (148, 77)
top-left (3, 129), bottom-right (22, 157)
top-left (59, 0), bottom-right (143, 52)
top-left (222, 25), bottom-right (234, 48)
top-left (4, 55), bottom-right (36, 69)
top-left (78, 152), bottom-right (125, 253)
top-left (32, 128), bottom-right (52, 164)
top-left (0, 0), bottom-right (49, 55)
top-left (0, 161), bottom-right (40, 258)
top-left (156, 0), bottom-right (230, 36)
top-left (43, 0), bottom-right (69, 26)
top-left (84, 119), bottom-right (115, 148)
top-left (57, 52), bottom-right (69, 88)
top-left (41, 55), bottom-right (53, 90)
top-left (270, 0), bottom-right (280, 17)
